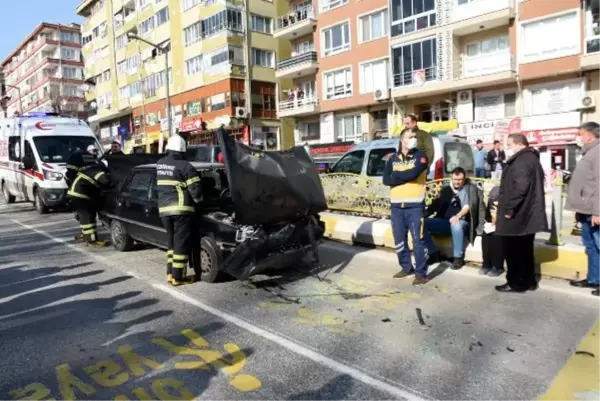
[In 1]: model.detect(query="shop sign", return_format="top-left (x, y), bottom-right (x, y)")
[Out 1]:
top-left (180, 117), bottom-right (203, 132)
top-left (310, 141), bottom-right (354, 155)
top-left (188, 101), bottom-right (201, 116)
top-left (457, 119), bottom-right (511, 145)
top-left (523, 128), bottom-right (578, 146)
top-left (146, 113), bottom-right (159, 126)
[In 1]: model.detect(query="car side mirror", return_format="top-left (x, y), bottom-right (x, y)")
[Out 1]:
top-left (21, 156), bottom-right (34, 170)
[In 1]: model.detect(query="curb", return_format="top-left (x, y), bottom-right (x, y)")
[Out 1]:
top-left (320, 212), bottom-right (586, 282)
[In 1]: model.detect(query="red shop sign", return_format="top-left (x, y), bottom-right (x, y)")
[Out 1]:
top-left (310, 144), bottom-right (354, 155)
top-left (180, 117), bottom-right (203, 132)
top-left (523, 128), bottom-right (578, 145)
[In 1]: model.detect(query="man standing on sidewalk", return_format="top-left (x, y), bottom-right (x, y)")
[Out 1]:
top-left (383, 128), bottom-right (429, 286)
top-left (566, 122), bottom-right (599, 297)
top-left (487, 140), bottom-right (505, 181)
top-left (474, 140), bottom-right (487, 178)
top-left (495, 133), bottom-right (548, 293)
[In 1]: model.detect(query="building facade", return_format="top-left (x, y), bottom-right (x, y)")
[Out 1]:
top-left (280, 0), bottom-right (598, 172)
top-left (76, 0), bottom-right (294, 152)
top-left (0, 23), bottom-right (87, 119)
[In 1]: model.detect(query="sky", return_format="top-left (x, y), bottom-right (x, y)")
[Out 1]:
top-left (1, 1), bottom-right (82, 63)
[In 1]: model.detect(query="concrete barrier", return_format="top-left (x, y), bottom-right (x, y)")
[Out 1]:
top-left (320, 211), bottom-right (586, 281)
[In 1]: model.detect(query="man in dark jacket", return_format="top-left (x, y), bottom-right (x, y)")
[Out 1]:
top-left (566, 122), bottom-right (599, 296)
top-left (157, 134), bottom-right (203, 286)
top-left (486, 140), bottom-right (505, 180)
top-left (67, 155), bottom-right (112, 248)
top-left (107, 141), bottom-right (124, 155)
top-left (403, 114), bottom-right (434, 165)
top-left (424, 167), bottom-right (485, 269)
top-left (495, 133), bottom-right (548, 293)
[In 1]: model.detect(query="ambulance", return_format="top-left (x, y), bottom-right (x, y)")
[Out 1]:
top-left (0, 112), bottom-right (102, 214)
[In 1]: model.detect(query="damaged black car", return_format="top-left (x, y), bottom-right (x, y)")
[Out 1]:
top-left (99, 130), bottom-right (327, 282)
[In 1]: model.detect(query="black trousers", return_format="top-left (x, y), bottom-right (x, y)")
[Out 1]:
top-left (482, 232), bottom-right (505, 271)
top-left (72, 199), bottom-right (98, 243)
top-left (161, 215), bottom-right (194, 281)
top-left (504, 234), bottom-right (536, 290)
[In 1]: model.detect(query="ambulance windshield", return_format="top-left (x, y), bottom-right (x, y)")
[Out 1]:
top-left (33, 136), bottom-right (98, 163)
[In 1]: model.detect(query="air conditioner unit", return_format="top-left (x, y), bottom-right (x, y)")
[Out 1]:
top-left (579, 96), bottom-right (596, 109)
top-left (374, 88), bottom-right (390, 101)
top-left (235, 107), bottom-right (248, 118)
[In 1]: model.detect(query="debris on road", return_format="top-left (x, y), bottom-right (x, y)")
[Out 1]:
top-left (416, 308), bottom-right (427, 328)
top-left (575, 350), bottom-right (595, 358)
top-left (507, 347), bottom-right (515, 352)
top-left (382, 318), bottom-right (391, 323)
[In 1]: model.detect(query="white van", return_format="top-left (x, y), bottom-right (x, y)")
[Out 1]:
top-left (0, 112), bottom-right (102, 213)
top-left (325, 134), bottom-right (475, 181)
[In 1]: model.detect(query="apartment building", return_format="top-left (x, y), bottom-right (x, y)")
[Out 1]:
top-left (0, 23), bottom-right (86, 119)
top-left (76, 0), bottom-right (293, 153)
top-left (280, 0), bottom-right (598, 172)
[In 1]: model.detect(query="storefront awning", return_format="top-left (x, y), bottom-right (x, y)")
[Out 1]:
top-left (391, 119), bottom-right (458, 136)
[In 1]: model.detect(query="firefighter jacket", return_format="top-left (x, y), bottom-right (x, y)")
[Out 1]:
top-left (156, 153), bottom-right (202, 216)
top-left (67, 161), bottom-right (112, 201)
top-left (66, 151), bottom-right (97, 187)
top-left (383, 149), bottom-right (428, 207)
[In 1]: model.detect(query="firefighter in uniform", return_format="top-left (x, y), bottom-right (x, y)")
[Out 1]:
top-left (67, 149), bottom-right (112, 248)
top-left (66, 145), bottom-right (100, 242)
top-left (156, 135), bottom-right (202, 286)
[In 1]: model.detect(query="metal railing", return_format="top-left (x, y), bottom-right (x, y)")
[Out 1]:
top-left (454, 52), bottom-right (515, 79)
top-left (275, 5), bottom-right (315, 31)
top-left (279, 97), bottom-right (318, 112)
top-left (277, 51), bottom-right (317, 70)
top-left (392, 66), bottom-right (438, 88)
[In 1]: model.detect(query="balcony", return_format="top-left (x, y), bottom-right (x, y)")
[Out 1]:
top-left (456, 51), bottom-right (513, 79)
top-left (273, 6), bottom-right (317, 40)
top-left (276, 51), bottom-right (318, 79)
top-left (278, 97), bottom-right (319, 118)
top-left (582, 32), bottom-right (600, 70)
top-left (392, 66), bottom-right (439, 88)
top-left (452, 0), bottom-right (515, 36)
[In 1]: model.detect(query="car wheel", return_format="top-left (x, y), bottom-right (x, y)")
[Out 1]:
top-left (111, 220), bottom-right (134, 252)
top-left (199, 236), bottom-right (222, 283)
top-left (34, 190), bottom-right (48, 214)
top-left (1, 183), bottom-right (15, 204)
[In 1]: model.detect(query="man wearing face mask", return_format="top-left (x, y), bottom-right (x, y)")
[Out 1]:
top-left (383, 128), bottom-right (429, 285)
top-left (495, 133), bottom-right (548, 293)
top-left (566, 122), bottom-right (599, 297)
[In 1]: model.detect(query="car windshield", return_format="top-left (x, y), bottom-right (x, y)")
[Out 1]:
top-left (33, 136), bottom-right (98, 163)
top-left (187, 146), bottom-right (220, 162)
top-left (444, 142), bottom-right (475, 173)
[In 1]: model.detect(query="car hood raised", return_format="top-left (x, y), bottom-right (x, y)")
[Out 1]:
top-left (217, 129), bottom-right (327, 226)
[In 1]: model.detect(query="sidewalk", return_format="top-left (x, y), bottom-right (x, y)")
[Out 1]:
top-left (320, 211), bottom-right (586, 281)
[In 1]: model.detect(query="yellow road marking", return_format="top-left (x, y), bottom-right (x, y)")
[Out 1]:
top-left (539, 320), bottom-right (599, 400)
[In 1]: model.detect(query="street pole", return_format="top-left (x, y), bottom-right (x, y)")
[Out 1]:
top-left (127, 33), bottom-right (171, 153)
top-left (4, 84), bottom-right (24, 115)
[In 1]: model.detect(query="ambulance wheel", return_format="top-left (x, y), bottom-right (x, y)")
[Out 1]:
top-left (34, 190), bottom-right (48, 214)
top-left (111, 220), bottom-right (134, 252)
top-left (199, 236), bottom-right (222, 283)
top-left (1, 183), bottom-right (15, 204)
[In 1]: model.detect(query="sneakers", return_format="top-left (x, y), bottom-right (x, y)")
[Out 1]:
top-left (393, 270), bottom-right (414, 280)
top-left (569, 279), bottom-right (600, 289)
top-left (412, 276), bottom-right (428, 286)
top-left (87, 240), bottom-right (109, 248)
top-left (451, 258), bottom-right (465, 270)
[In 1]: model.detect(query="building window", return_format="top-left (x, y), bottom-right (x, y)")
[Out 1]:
top-left (322, 22), bottom-right (350, 56)
top-left (324, 67), bottom-right (352, 100)
top-left (585, 0), bottom-right (599, 54)
top-left (321, 0), bottom-right (349, 12)
top-left (183, 9), bottom-right (243, 46)
top-left (335, 115), bottom-right (362, 142)
top-left (62, 67), bottom-right (80, 79)
top-left (299, 121), bottom-right (320, 141)
top-left (390, 0), bottom-right (436, 37)
top-left (521, 11), bottom-right (579, 63)
top-left (465, 35), bottom-right (509, 57)
top-left (416, 102), bottom-right (452, 122)
top-left (359, 59), bottom-right (389, 94)
top-left (59, 31), bottom-right (79, 43)
top-left (185, 55), bottom-right (203, 75)
top-left (360, 9), bottom-right (388, 42)
top-left (252, 48), bottom-right (275, 67)
top-left (250, 14), bottom-right (272, 34)
top-left (115, 33), bottom-right (128, 49)
top-left (139, 15), bottom-right (155, 36)
top-left (61, 48), bottom-right (77, 60)
top-left (526, 81), bottom-right (583, 116)
top-left (392, 37), bottom-right (437, 87)
top-left (474, 93), bottom-right (516, 121)
top-left (182, 0), bottom-right (200, 11)
top-left (210, 93), bottom-right (227, 111)
top-left (155, 7), bottom-right (169, 27)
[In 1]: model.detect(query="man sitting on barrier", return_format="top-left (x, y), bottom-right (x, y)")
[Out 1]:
top-left (424, 167), bottom-right (485, 270)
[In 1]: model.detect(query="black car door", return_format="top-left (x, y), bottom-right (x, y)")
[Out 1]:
top-left (117, 170), bottom-right (154, 241)
top-left (148, 172), bottom-right (168, 246)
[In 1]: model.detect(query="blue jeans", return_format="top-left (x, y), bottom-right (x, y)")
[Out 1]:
top-left (580, 214), bottom-right (600, 285)
top-left (424, 217), bottom-right (470, 258)
top-left (390, 205), bottom-right (428, 278)
top-left (475, 168), bottom-right (486, 178)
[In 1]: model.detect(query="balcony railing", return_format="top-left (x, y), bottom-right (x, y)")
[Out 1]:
top-left (392, 66), bottom-right (438, 88)
top-left (277, 51), bottom-right (317, 70)
top-left (279, 97), bottom-right (318, 112)
top-left (275, 5), bottom-right (315, 31)
top-left (456, 52), bottom-right (514, 79)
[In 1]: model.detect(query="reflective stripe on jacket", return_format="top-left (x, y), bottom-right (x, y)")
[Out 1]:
top-left (156, 153), bottom-right (202, 216)
top-left (67, 162), bottom-right (111, 201)
top-left (383, 150), bottom-right (428, 206)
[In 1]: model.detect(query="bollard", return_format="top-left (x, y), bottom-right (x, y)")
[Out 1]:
top-left (546, 168), bottom-right (565, 246)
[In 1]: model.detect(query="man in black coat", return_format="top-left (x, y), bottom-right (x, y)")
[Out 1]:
top-left (495, 133), bottom-right (548, 293)
top-left (486, 140), bottom-right (506, 180)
